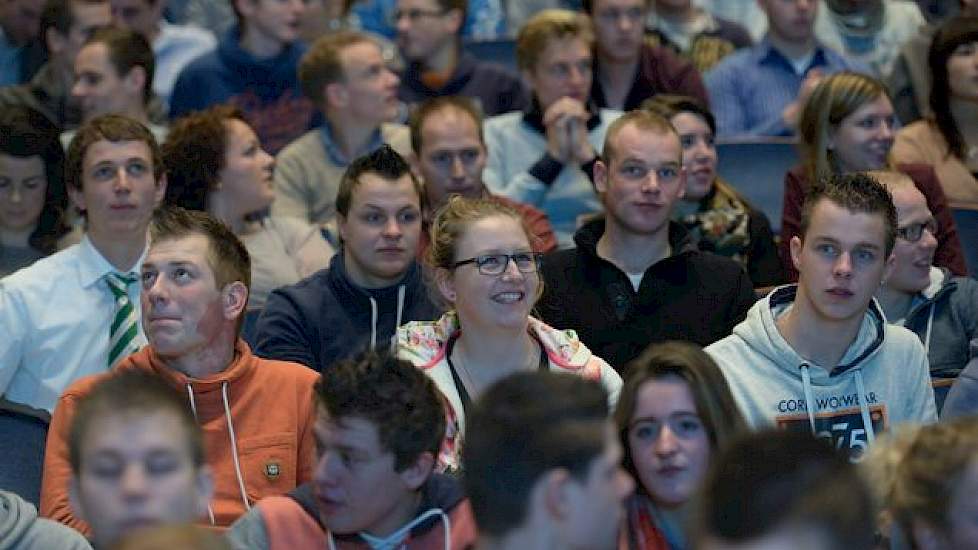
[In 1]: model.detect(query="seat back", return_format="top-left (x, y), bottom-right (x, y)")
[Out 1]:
top-left (951, 208), bottom-right (978, 277)
top-left (716, 139), bottom-right (800, 234)
top-left (462, 38), bottom-right (518, 71)
top-left (0, 399), bottom-right (50, 507)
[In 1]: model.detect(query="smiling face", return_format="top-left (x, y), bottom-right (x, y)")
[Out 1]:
top-left (627, 375), bottom-right (711, 509)
top-left (591, 0), bottom-right (646, 63)
top-left (415, 106), bottom-right (487, 211)
top-left (829, 95), bottom-right (895, 173)
top-left (884, 185), bottom-right (937, 295)
top-left (670, 112), bottom-right (716, 202)
top-left (336, 41), bottom-right (401, 126)
top-left (216, 118), bottom-right (275, 218)
top-left (0, 153), bottom-right (46, 236)
top-left (524, 35), bottom-right (593, 109)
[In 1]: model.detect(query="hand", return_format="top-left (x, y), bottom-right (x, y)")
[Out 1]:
top-left (543, 97), bottom-right (592, 164)
top-left (782, 68), bottom-right (824, 130)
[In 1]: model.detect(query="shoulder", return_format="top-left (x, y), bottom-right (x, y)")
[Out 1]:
top-left (706, 46), bottom-right (756, 76)
top-left (484, 111), bottom-right (525, 130)
top-left (158, 23), bottom-right (217, 47)
top-left (1, 245), bottom-right (81, 295)
top-left (396, 316), bottom-right (454, 368)
top-left (276, 129), bottom-right (325, 159)
top-left (882, 323), bottom-right (928, 356)
top-left (176, 49), bottom-right (223, 75)
top-left (381, 123), bottom-right (412, 154)
top-left (251, 355), bottom-right (319, 385)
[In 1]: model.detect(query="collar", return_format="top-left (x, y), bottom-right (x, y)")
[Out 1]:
top-left (574, 217), bottom-right (697, 260)
top-left (756, 36), bottom-right (829, 71)
top-left (521, 96), bottom-right (602, 135)
top-left (318, 122), bottom-right (385, 167)
top-left (76, 235), bottom-right (147, 289)
top-left (141, 339), bottom-right (255, 391)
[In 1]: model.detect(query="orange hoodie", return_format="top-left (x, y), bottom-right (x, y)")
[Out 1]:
top-left (40, 340), bottom-right (318, 535)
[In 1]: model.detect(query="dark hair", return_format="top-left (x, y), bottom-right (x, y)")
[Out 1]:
top-left (69, 370), bottom-right (205, 473)
top-left (66, 113), bottom-right (162, 191)
top-left (149, 206), bottom-right (251, 292)
top-left (0, 106), bottom-right (69, 253)
top-left (408, 95), bottom-right (484, 155)
top-left (798, 172), bottom-right (897, 257)
top-left (41, 0), bottom-right (107, 47)
top-left (463, 372), bottom-right (609, 536)
top-left (698, 430), bottom-right (875, 550)
top-left (615, 341), bottom-right (746, 498)
top-left (162, 105), bottom-right (247, 213)
top-left (84, 26), bottom-right (156, 105)
top-left (315, 351), bottom-right (445, 472)
top-left (928, 15), bottom-right (978, 160)
top-left (581, 0), bottom-right (650, 13)
top-left (335, 144), bottom-right (424, 218)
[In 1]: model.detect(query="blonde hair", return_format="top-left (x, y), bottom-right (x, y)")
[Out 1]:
top-left (516, 9), bottom-right (593, 72)
top-left (602, 109), bottom-right (679, 164)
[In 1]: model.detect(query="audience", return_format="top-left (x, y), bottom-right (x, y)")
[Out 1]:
top-left (705, 0), bottom-right (867, 138)
top-left (255, 145), bottom-right (439, 372)
top-left (483, 9), bottom-right (619, 247)
top-left (536, 110), bottom-right (755, 371)
top-left (464, 371), bottom-right (634, 550)
top-left (162, 105), bottom-right (333, 312)
top-left (169, 0), bottom-right (317, 155)
top-left (615, 341), bottom-right (746, 550)
top-left (394, 0), bottom-right (528, 116)
top-left (583, 0), bottom-right (709, 110)
top-left (42, 207), bottom-right (319, 532)
top-left (0, 489), bottom-right (91, 549)
top-left (398, 196), bottom-right (621, 469)
top-left (227, 351), bottom-right (477, 549)
top-left (646, 0), bottom-right (753, 73)
top-left (642, 94), bottom-right (783, 287)
top-left (273, 31), bottom-right (410, 226)
top-left (0, 115), bottom-right (164, 412)
top-left (782, 71), bottom-right (966, 281)
top-left (698, 0), bottom-right (768, 42)
top-left (0, 0), bottom-right (42, 86)
top-left (0, 105), bottom-right (68, 277)
top-left (409, 96), bottom-right (556, 256)
top-left (707, 173), bottom-right (937, 458)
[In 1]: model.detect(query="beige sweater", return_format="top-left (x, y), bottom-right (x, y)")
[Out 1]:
top-left (892, 120), bottom-right (978, 210)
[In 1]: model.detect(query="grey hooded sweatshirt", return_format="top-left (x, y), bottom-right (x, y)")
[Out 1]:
top-left (706, 285), bottom-right (937, 459)
top-left (0, 490), bottom-right (91, 550)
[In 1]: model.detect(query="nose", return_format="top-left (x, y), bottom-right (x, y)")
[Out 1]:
top-left (450, 155), bottom-right (466, 178)
top-left (833, 251), bottom-right (854, 278)
top-left (316, 451), bottom-right (343, 486)
top-left (653, 425), bottom-right (679, 456)
top-left (386, 67), bottom-right (400, 88)
top-left (382, 217), bottom-right (403, 239)
top-left (113, 167), bottom-right (133, 193)
top-left (120, 464), bottom-right (149, 499)
top-left (260, 148), bottom-right (274, 171)
top-left (395, 13), bottom-right (411, 33)
top-left (499, 255), bottom-right (525, 279)
top-left (921, 226), bottom-right (939, 251)
top-left (8, 185), bottom-right (22, 203)
top-left (640, 171), bottom-right (662, 193)
top-left (71, 79), bottom-right (85, 99)
top-left (567, 65), bottom-right (588, 89)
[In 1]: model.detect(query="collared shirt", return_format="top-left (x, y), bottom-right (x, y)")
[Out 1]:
top-left (705, 37), bottom-right (868, 138)
top-left (0, 236), bottom-right (147, 412)
top-left (318, 121), bottom-right (385, 167)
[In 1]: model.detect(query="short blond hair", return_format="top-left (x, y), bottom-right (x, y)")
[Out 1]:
top-left (602, 109), bottom-right (679, 164)
top-left (516, 9), bottom-right (594, 72)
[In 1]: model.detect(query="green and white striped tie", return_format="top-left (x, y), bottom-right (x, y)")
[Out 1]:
top-left (106, 272), bottom-right (140, 367)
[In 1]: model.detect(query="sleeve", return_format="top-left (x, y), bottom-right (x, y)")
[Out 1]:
top-left (905, 165), bottom-right (968, 276)
top-left (0, 284), bottom-right (28, 395)
top-left (295, 375), bottom-right (318, 485)
top-left (779, 168), bottom-right (806, 282)
top-left (522, 206), bottom-right (558, 253)
top-left (271, 146), bottom-right (314, 222)
top-left (282, 220), bottom-right (334, 280)
top-left (705, 62), bottom-right (748, 137)
top-left (225, 506), bottom-right (271, 550)
top-left (482, 122), bottom-right (560, 207)
top-left (39, 393), bottom-right (91, 535)
top-left (903, 340), bottom-right (939, 425)
top-left (598, 361), bottom-right (623, 409)
top-left (253, 290), bottom-right (318, 370)
top-left (746, 209), bottom-right (785, 287)
top-left (942, 351), bottom-right (978, 420)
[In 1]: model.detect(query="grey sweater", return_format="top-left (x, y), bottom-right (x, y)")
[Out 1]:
top-left (0, 490), bottom-right (91, 550)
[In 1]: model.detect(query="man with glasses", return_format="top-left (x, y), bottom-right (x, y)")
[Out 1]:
top-left (409, 96), bottom-right (556, 257)
top-left (393, 0), bottom-right (527, 116)
top-left (536, 110), bottom-right (755, 371)
top-left (871, 170), bottom-right (978, 414)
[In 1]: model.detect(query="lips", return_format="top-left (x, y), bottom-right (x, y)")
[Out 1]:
top-left (491, 291), bottom-right (525, 304)
top-left (656, 465), bottom-right (685, 477)
top-left (826, 288), bottom-right (854, 298)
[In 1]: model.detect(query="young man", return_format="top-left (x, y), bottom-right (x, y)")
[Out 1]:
top-left (107, 0), bottom-right (215, 109)
top-left (255, 145), bottom-right (440, 373)
top-left (65, 371), bottom-right (214, 549)
top-left (872, 171), bottom-right (978, 412)
top-left (583, 0), bottom-right (709, 110)
top-left (394, 0), bottom-right (527, 116)
top-left (0, 114), bottom-right (165, 413)
top-left (42, 207), bottom-right (319, 532)
top-left (464, 371), bottom-right (634, 550)
top-left (536, 110), bottom-right (755, 371)
top-left (706, 173), bottom-right (938, 459)
top-left (409, 95), bottom-right (556, 256)
top-left (483, 9), bottom-right (619, 247)
top-left (0, 0), bottom-right (42, 85)
top-left (705, 0), bottom-right (867, 138)
top-left (227, 352), bottom-right (477, 549)
top-left (814, 0), bottom-right (925, 79)
top-left (169, 0), bottom-right (316, 155)
top-left (272, 31), bottom-right (410, 226)
top-left (645, 0), bottom-right (753, 73)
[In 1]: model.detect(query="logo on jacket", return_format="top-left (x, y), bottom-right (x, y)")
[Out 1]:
top-left (264, 461), bottom-right (281, 480)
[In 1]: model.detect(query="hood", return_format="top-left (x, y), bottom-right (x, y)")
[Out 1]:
top-left (0, 491), bottom-right (35, 547)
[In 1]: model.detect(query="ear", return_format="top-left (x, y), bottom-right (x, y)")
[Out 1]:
top-left (445, 8), bottom-right (464, 34)
top-left (593, 159), bottom-right (609, 194)
top-left (69, 185), bottom-right (86, 213)
top-left (881, 249), bottom-right (896, 285)
top-left (223, 280), bottom-right (249, 321)
top-left (397, 451), bottom-right (435, 492)
top-left (124, 66), bottom-right (147, 99)
top-left (676, 166), bottom-right (687, 200)
top-left (69, 478), bottom-right (88, 523)
top-left (789, 235), bottom-right (803, 272)
top-left (325, 82), bottom-right (348, 109)
top-left (194, 465), bottom-right (216, 519)
top-left (337, 213), bottom-right (348, 244)
top-left (435, 266), bottom-right (456, 304)
top-left (539, 469), bottom-right (573, 522)
top-left (46, 27), bottom-right (67, 56)
top-left (153, 172), bottom-right (168, 207)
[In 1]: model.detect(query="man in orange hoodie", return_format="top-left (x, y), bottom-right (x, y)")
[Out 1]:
top-left (41, 206), bottom-right (319, 534)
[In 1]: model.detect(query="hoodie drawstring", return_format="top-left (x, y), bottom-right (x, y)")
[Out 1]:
top-left (369, 296), bottom-right (378, 350)
top-left (391, 285), bottom-right (405, 353)
top-left (854, 370), bottom-right (876, 445)
top-left (923, 302), bottom-right (935, 355)
top-left (186, 385), bottom-right (216, 526)
top-left (221, 381), bottom-right (252, 512)
top-left (328, 508), bottom-right (451, 550)
top-left (799, 364), bottom-right (876, 447)
top-left (800, 364), bottom-right (818, 433)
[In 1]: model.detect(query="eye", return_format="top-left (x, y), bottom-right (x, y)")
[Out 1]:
top-left (430, 152), bottom-right (452, 166)
top-left (0, 176), bottom-right (10, 188)
top-left (398, 210), bottom-right (420, 224)
top-left (632, 421), bottom-right (659, 441)
top-left (92, 165), bottom-right (116, 181)
top-left (174, 267), bottom-right (192, 282)
top-left (89, 458), bottom-right (124, 479)
top-left (141, 270), bottom-right (157, 288)
top-left (126, 162), bottom-right (148, 176)
top-left (460, 149), bottom-right (480, 163)
top-left (680, 135), bottom-right (696, 149)
top-left (362, 212), bottom-right (383, 224)
top-left (22, 176), bottom-right (44, 190)
top-left (657, 166), bottom-right (679, 179)
top-left (855, 249), bottom-right (876, 263)
top-left (816, 243), bottom-right (838, 257)
top-left (620, 164), bottom-right (646, 178)
top-left (146, 455), bottom-right (179, 475)
top-left (477, 255), bottom-right (503, 269)
top-left (677, 417), bottom-right (704, 435)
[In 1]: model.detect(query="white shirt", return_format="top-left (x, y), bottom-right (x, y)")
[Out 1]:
top-left (0, 236), bottom-right (147, 412)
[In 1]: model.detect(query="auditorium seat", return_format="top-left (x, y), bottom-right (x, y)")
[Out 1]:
top-left (462, 38), bottom-right (518, 71)
top-left (716, 139), bottom-right (799, 234)
top-left (0, 399), bottom-right (50, 507)
top-left (951, 208), bottom-right (978, 277)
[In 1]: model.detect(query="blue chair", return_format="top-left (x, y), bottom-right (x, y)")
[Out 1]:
top-left (951, 208), bottom-right (978, 277)
top-left (715, 139), bottom-right (800, 234)
top-left (462, 39), bottom-right (518, 71)
top-left (0, 399), bottom-right (50, 507)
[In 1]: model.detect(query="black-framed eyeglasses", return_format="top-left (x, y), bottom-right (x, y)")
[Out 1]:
top-left (452, 252), bottom-right (542, 276)
top-left (388, 8), bottom-right (447, 24)
top-left (896, 219), bottom-right (938, 243)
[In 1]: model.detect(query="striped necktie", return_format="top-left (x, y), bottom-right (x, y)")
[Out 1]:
top-left (106, 272), bottom-right (140, 367)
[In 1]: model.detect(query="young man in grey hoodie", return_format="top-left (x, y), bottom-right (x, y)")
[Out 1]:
top-left (0, 490), bottom-right (91, 550)
top-left (706, 172), bottom-right (937, 460)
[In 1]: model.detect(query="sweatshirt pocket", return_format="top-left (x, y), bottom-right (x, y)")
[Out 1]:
top-left (239, 432), bottom-right (298, 504)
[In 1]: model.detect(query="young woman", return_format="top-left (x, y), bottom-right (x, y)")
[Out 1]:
top-left (615, 341), bottom-right (746, 550)
top-left (397, 196), bottom-right (621, 470)
top-left (780, 71), bottom-right (966, 281)
top-left (642, 95), bottom-right (782, 287)
top-left (162, 105), bottom-right (334, 311)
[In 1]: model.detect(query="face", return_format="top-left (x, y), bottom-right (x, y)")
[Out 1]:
top-left (394, 0), bottom-right (460, 62)
top-left (759, 0), bottom-right (817, 44)
top-left (439, 215), bottom-right (539, 332)
top-left (592, 0), bottom-right (647, 63)
top-left (141, 234), bottom-right (234, 359)
top-left (238, 0), bottom-right (306, 46)
top-left (525, 36), bottom-right (593, 109)
top-left (595, 124), bottom-right (685, 237)
top-left (945, 460), bottom-right (978, 549)
top-left (72, 411), bottom-right (211, 549)
top-left (336, 41), bottom-right (401, 125)
top-left (217, 118), bottom-right (275, 218)
top-left (313, 412), bottom-right (426, 536)
top-left (58, 2), bottom-right (112, 58)
top-left (416, 107), bottom-right (487, 211)
top-left (830, 95), bottom-right (896, 173)
top-left (791, 199), bottom-right (892, 325)
top-left (109, 0), bottom-right (161, 37)
top-left (338, 173), bottom-right (422, 288)
top-left (947, 41), bottom-right (978, 102)
top-left (72, 42), bottom-right (141, 121)
top-left (671, 112), bottom-right (716, 202)
top-left (0, 154), bottom-right (46, 235)
top-left (0, 0), bottom-right (42, 45)
top-left (69, 139), bottom-right (165, 243)
top-left (883, 185), bottom-right (937, 295)
top-left (628, 375), bottom-right (711, 508)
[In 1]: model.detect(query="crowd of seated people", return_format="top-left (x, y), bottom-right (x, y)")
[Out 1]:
top-left (1, 1), bottom-right (977, 548)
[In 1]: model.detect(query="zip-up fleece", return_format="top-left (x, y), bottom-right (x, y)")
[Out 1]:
top-left (705, 286), bottom-right (937, 459)
top-left (41, 340), bottom-right (318, 534)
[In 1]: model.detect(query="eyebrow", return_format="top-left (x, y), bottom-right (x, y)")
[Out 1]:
top-left (811, 236), bottom-right (883, 250)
